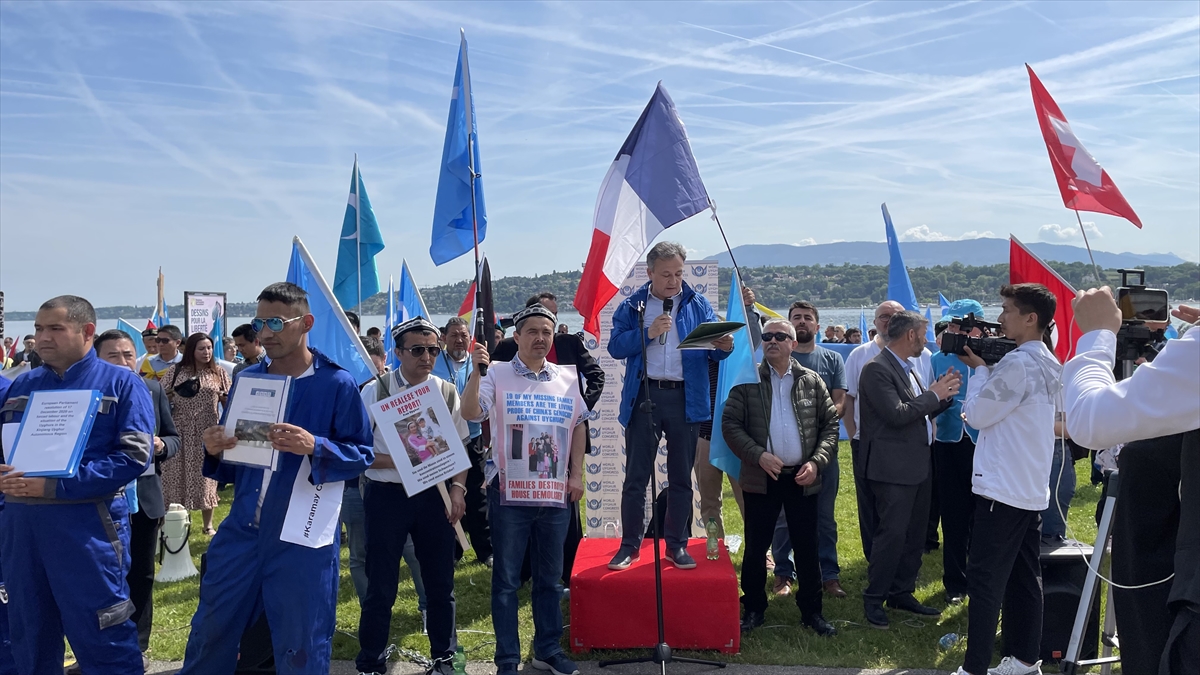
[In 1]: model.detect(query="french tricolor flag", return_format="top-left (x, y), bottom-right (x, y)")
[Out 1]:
top-left (575, 82), bottom-right (710, 337)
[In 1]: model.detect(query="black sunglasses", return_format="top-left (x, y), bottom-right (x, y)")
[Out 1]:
top-left (400, 345), bottom-right (442, 357)
top-left (761, 332), bottom-right (792, 342)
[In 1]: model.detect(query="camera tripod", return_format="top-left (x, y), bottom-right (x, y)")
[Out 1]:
top-left (1060, 469), bottom-right (1120, 675)
top-left (599, 301), bottom-right (724, 675)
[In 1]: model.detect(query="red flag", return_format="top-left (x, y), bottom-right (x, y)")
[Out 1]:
top-left (1027, 65), bottom-right (1141, 228)
top-left (1010, 236), bottom-right (1079, 363)
top-left (456, 281), bottom-right (477, 321)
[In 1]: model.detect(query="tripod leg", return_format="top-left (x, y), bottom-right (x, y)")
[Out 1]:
top-left (1062, 472), bottom-right (1119, 675)
top-left (674, 656), bottom-right (727, 668)
top-left (1100, 582), bottom-right (1118, 675)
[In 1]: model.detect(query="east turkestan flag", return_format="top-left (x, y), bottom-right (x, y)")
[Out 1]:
top-left (882, 204), bottom-right (920, 312)
top-left (575, 82), bottom-right (709, 337)
top-left (333, 156), bottom-right (385, 311)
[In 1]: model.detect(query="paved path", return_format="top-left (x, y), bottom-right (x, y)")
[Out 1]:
top-left (147, 660), bottom-right (952, 675)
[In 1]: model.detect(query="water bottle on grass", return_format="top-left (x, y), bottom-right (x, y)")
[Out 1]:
top-left (705, 518), bottom-right (719, 560)
top-left (453, 646), bottom-right (467, 675)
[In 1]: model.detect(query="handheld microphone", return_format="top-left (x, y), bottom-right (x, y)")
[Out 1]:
top-left (659, 298), bottom-right (674, 345)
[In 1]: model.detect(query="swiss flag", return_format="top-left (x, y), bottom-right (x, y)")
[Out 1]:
top-left (1010, 236), bottom-right (1079, 363)
top-left (1027, 64), bottom-right (1142, 228)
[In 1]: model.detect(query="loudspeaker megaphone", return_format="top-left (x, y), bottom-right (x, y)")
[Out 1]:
top-left (156, 503), bottom-right (199, 582)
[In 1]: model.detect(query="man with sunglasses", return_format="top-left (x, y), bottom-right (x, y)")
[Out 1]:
top-left (139, 325), bottom-right (182, 382)
top-left (181, 282), bottom-right (373, 675)
top-left (722, 319), bottom-right (839, 637)
top-left (355, 317), bottom-right (470, 675)
top-left (843, 301), bottom-right (933, 563)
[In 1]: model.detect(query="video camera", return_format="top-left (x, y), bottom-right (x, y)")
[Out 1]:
top-left (939, 313), bottom-right (1018, 365)
top-left (1114, 269), bottom-right (1169, 367)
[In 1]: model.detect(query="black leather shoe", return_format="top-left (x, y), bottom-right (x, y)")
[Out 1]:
top-left (607, 546), bottom-right (640, 570)
top-left (740, 610), bottom-right (764, 633)
top-left (802, 614), bottom-right (837, 637)
top-left (666, 547), bottom-right (697, 569)
top-left (945, 591), bottom-right (966, 605)
top-left (864, 604), bottom-right (889, 629)
top-left (887, 595), bottom-right (942, 616)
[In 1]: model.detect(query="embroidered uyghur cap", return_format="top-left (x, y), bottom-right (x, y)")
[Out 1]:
top-left (513, 304), bottom-right (556, 329)
top-left (391, 316), bottom-right (440, 344)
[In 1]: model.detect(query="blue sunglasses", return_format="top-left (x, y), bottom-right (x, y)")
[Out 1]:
top-left (251, 316), bottom-right (303, 333)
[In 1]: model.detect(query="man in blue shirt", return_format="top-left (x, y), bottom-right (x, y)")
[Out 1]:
top-left (0, 296), bottom-right (154, 674)
top-left (770, 301), bottom-right (848, 599)
top-left (181, 282), bottom-right (373, 675)
top-left (931, 299), bottom-right (983, 605)
top-left (0, 373), bottom-right (15, 675)
top-left (607, 242), bottom-right (732, 570)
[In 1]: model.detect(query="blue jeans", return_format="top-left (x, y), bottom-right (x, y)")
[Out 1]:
top-left (488, 483), bottom-right (569, 666)
top-left (1041, 440), bottom-right (1076, 540)
top-left (772, 460), bottom-right (840, 583)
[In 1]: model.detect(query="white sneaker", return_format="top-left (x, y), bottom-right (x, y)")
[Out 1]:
top-left (951, 669), bottom-right (970, 675)
top-left (421, 609), bottom-right (428, 635)
top-left (988, 656), bottom-right (1043, 675)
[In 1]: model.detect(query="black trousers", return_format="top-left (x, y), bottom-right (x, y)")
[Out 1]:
top-left (620, 386), bottom-right (698, 551)
top-left (850, 439), bottom-right (878, 563)
top-left (356, 481), bottom-right (457, 674)
top-left (742, 474), bottom-right (822, 618)
top-left (926, 449), bottom-right (941, 551)
top-left (460, 435), bottom-right (493, 562)
top-left (933, 437), bottom-right (976, 595)
top-left (127, 508), bottom-right (161, 653)
top-left (864, 477), bottom-right (931, 605)
top-left (963, 496), bottom-right (1042, 675)
top-left (1111, 434), bottom-right (1181, 675)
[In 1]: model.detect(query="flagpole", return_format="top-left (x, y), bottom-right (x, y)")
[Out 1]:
top-left (1073, 209), bottom-right (1103, 283)
top-left (708, 197), bottom-right (745, 288)
top-left (461, 28), bottom-right (485, 352)
top-left (355, 154), bottom-right (362, 315)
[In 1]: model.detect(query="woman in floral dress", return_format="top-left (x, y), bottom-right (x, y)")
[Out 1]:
top-left (162, 333), bottom-right (230, 535)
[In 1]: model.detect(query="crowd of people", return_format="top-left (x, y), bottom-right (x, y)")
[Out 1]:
top-left (0, 239), bottom-right (1195, 675)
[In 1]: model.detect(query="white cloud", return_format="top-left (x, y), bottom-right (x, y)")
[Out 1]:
top-left (1038, 221), bottom-right (1104, 242)
top-left (960, 230), bottom-right (995, 239)
top-left (794, 238), bottom-right (817, 246)
top-left (901, 225), bottom-right (952, 242)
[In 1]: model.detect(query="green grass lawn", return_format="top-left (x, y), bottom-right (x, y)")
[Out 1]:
top-left (146, 442), bottom-right (1105, 669)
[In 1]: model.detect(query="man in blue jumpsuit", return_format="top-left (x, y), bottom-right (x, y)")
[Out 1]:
top-left (0, 295), bottom-right (153, 674)
top-left (181, 281), bottom-right (373, 675)
top-left (0, 373), bottom-right (15, 675)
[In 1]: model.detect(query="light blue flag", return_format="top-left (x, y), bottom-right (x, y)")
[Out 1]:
top-left (859, 308), bottom-right (869, 339)
top-left (925, 305), bottom-right (936, 342)
top-left (707, 271), bottom-right (760, 481)
top-left (1165, 323), bottom-right (1179, 340)
top-left (882, 203), bottom-right (919, 312)
top-left (939, 292), bottom-right (951, 317)
top-left (333, 156), bottom-right (385, 311)
top-left (398, 259), bottom-right (431, 323)
top-left (209, 313), bottom-right (224, 365)
top-left (117, 319), bottom-right (146, 358)
top-left (430, 30), bottom-right (487, 266)
top-left (288, 237), bottom-right (378, 385)
top-left (384, 276), bottom-right (400, 371)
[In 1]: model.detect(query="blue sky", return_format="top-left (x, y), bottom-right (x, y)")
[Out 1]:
top-left (1, 1), bottom-right (1197, 310)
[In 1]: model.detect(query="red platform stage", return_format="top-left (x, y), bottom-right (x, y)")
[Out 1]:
top-left (569, 538), bottom-right (740, 654)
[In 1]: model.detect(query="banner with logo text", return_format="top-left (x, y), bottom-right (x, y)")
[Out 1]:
top-left (582, 260), bottom-right (718, 539)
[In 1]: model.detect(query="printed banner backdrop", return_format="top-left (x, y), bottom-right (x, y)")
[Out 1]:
top-left (183, 291), bottom-right (227, 338)
top-left (582, 260), bottom-right (719, 538)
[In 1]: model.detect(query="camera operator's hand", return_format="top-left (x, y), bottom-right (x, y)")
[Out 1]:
top-left (929, 370), bottom-right (961, 401)
top-left (1173, 304), bottom-right (1200, 325)
top-left (1073, 287), bottom-right (1123, 335)
top-left (960, 346), bottom-right (986, 370)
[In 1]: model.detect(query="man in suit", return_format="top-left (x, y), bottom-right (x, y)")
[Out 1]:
top-left (93, 329), bottom-right (182, 669)
top-left (492, 292), bottom-right (605, 584)
top-left (858, 311), bottom-right (960, 629)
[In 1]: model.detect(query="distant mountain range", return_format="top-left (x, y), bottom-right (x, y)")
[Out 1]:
top-left (714, 238), bottom-right (1186, 269)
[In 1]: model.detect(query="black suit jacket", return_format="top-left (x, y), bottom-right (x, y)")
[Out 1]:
top-left (858, 348), bottom-right (950, 486)
top-left (490, 334), bottom-right (605, 410)
top-left (136, 379), bottom-right (181, 519)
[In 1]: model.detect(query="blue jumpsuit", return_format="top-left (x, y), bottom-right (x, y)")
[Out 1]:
top-left (0, 351), bottom-right (154, 674)
top-left (0, 374), bottom-right (16, 675)
top-left (181, 349), bottom-right (372, 675)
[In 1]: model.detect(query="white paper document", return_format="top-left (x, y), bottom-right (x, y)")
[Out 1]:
top-left (372, 379), bottom-right (471, 497)
top-left (221, 374), bottom-right (291, 469)
top-left (280, 456), bottom-right (344, 548)
top-left (8, 390), bottom-right (102, 478)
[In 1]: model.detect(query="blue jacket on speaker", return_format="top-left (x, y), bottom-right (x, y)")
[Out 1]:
top-left (609, 281), bottom-right (729, 427)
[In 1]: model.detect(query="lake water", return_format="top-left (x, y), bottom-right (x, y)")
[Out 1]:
top-left (2, 306), bottom-right (1000, 344)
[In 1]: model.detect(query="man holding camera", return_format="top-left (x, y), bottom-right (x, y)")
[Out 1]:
top-left (952, 284), bottom-right (1063, 675)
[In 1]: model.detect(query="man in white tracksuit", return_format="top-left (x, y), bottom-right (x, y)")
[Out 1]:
top-left (953, 284), bottom-right (1064, 675)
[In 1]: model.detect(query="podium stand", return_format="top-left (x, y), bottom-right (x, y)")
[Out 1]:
top-left (570, 538), bottom-right (740, 654)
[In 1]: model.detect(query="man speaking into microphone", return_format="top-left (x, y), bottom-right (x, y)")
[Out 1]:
top-left (607, 242), bottom-right (733, 571)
